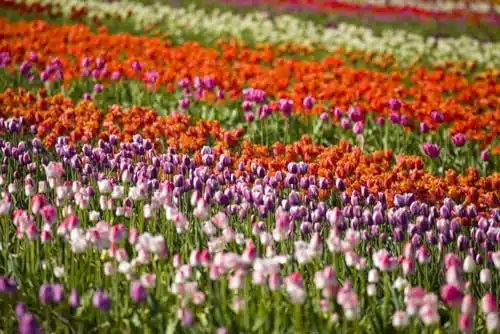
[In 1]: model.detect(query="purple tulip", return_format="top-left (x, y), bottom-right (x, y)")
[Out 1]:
top-left (394, 194), bottom-right (405, 207)
top-left (258, 104), bottom-right (271, 119)
top-left (440, 205), bottom-right (451, 219)
top-left (352, 121), bottom-right (364, 135)
top-left (19, 313), bottom-right (39, 334)
top-left (81, 57), bottom-right (91, 68)
top-left (203, 76), bottom-right (215, 90)
top-left (451, 133), bottom-right (466, 147)
top-left (298, 162), bottom-right (308, 174)
top-left (244, 111), bottom-right (255, 123)
top-left (431, 110), bottom-right (445, 123)
top-left (94, 84), bottom-right (104, 94)
top-left (111, 71), bottom-right (121, 81)
top-left (95, 57), bottom-right (105, 70)
top-left (335, 178), bottom-right (345, 192)
top-left (393, 227), bottom-right (404, 241)
top-left (19, 61), bottom-right (32, 77)
top-left (481, 149), bottom-right (490, 162)
top-left (91, 68), bottom-right (100, 80)
top-left (79, 67), bottom-right (91, 78)
top-left (130, 281), bottom-right (147, 304)
top-left (216, 88), bottom-right (225, 100)
top-left (422, 143), bottom-right (440, 159)
top-left (39, 284), bottom-right (53, 304)
top-left (242, 100), bottom-right (253, 111)
top-left (16, 303), bottom-right (27, 319)
top-left (376, 117), bottom-right (385, 126)
top-left (145, 70), bottom-right (158, 85)
top-left (278, 99), bottom-right (293, 117)
top-left (333, 107), bottom-right (342, 119)
top-left (179, 98), bottom-right (190, 110)
top-left (40, 71), bottom-right (50, 82)
top-left (348, 106), bottom-right (363, 122)
top-left (389, 112), bottom-right (401, 124)
top-left (132, 61), bottom-right (142, 73)
top-left (179, 307), bottom-right (194, 327)
top-left (420, 122), bottom-right (429, 133)
top-left (373, 210), bottom-right (384, 225)
top-left (0, 276), bottom-right (17, 294)
top-left (457, 235), bottom-right (468, 251)
top-left (340, 118), bottom-right (350, 130)
top-left (303, 95), bottom-right (315, 110)
top-left (388, 98), bottom-right (401, 111)
top-left (52, 284), bottom-right (65, 304)
top-left (400, 115), bottom-right (410, 127)
top-left (93, 290), bottom-right (111, 311)
top-left (69, 289), bottom-right (80, 308)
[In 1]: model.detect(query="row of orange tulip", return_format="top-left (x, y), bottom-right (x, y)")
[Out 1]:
top-left (1, 87), bottom-right (498, 213)
top-left (0, 19), bottom-right (498, 152)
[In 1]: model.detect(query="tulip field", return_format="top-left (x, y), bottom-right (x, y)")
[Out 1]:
top-left (0, 0), bottom-right (499, 333)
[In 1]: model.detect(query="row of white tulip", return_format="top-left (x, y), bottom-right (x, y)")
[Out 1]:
top-left (15, 0), bottom-right (500, 68)
top-left (310, 0), bottom-right (499, 14)
top-left (381, 0), bottom-right (498, 13)
top-left (230, 0), bottom-right (499, 15)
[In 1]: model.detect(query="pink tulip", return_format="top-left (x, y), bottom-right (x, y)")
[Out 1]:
top-left (40, 205), bottom-right (56, 225)
top-left (441, 284), bottom-right (464, 308)
top-left (482, 293), bottom-right (498, 313)
top-left (459, 313), bottom-right (473, 333)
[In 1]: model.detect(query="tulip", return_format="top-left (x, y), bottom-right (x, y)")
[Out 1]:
top-left (179, 98), bottom-right (190, 110)
top-left (422, 143), bottom-right (440, 159)
top-left (441, 284), bottom-right (463, 308)
top-left (481, 149), bottom-right (490, 162)
top-left (486, 313), bottom-right (500, 332)
top-left (392, 311), bottom-right (409, 329)
top-left (302, 96), bottom-right (315, 110)
top-left (69, 289), bottom-right (80, 308)
top-left (39, 284), bottom-right (53, 304)
top-left (431, 110), bottom-right (444, 123)
top-left (40, 205), bottom-right (56, 225)
top-left (376, 117), bottom-right (385, 126)
top-left (0, 276), bottom-right (17, 294)
top-left (420, 122), bottom-right (429, 133)
top-left (459, 313), bottom-right (473, 333)
top-left (178, 307), bottom-right (193, 327)
top-left (130, 281), bottom-right (147, 304)
top-left (452, 133), bottom-right (466, 147)
top-left (352, 121), bottom-right (364, 135)
top-left (462, 255), bottom-right (476, 273)
top-left (278, 99), bottom-right (293, 117)
top-left (132, 61), bottom-right (142, 72)
top-left (480, 269), bottom-right (492, 284)
top-left (19, 313), bottom-right (40, 334)
top-left (93, 290), bottom-right (111, 311)
top-left (482, 293), bottom-right (497, 313)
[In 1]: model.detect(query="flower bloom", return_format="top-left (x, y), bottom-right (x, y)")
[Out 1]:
top-left (130, 281), bottom-right (148, 304)
top-left (441, 284), bottom-right (464, 308)
top-left (93, 290), bottom-right (111, 311)
top-left (451, 133), bottom-right (466, 147)
top-left (285, 272), bottom-right (306, 304)
top-left (422, 143), bottom-right (440, 159)
top-left (392, 311), bottom-right (409, 329)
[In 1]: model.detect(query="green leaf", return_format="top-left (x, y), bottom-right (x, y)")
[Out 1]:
top-left (198, 313), bottom-right (208, 327)
top-left (251, 317), bottom-right (267, 331)
top-left (147, 295), bottom-right (159, 315)
top-left (166, 319), bottom-right (178, 334)
top-left (132, 312), bottom-right (142, 327)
